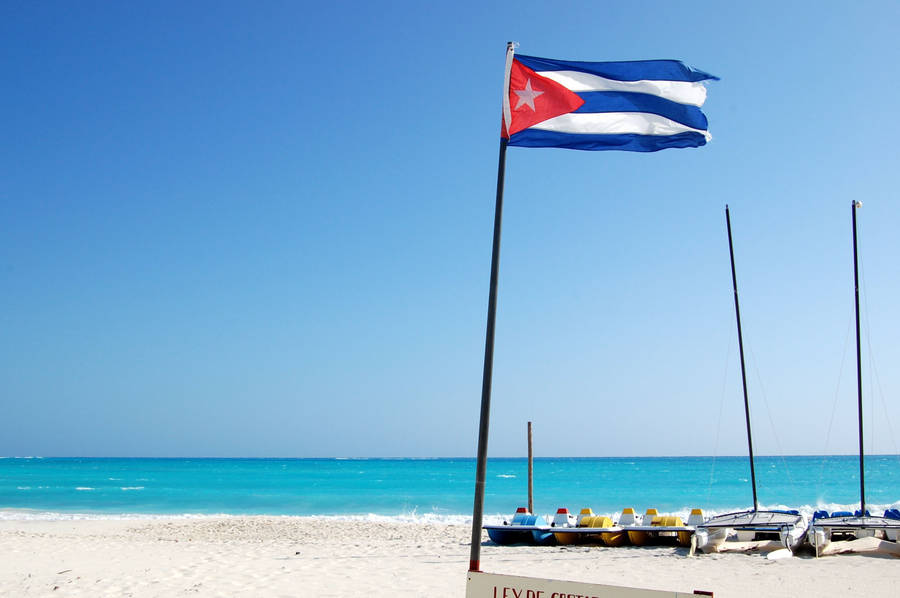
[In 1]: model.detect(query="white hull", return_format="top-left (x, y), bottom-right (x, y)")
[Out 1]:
top-left (807, 515), bottom-right (900, 556)
top-left (692, 526), bottom-right (728, 553)
top-left (693, 510), bottom-right (807, 554)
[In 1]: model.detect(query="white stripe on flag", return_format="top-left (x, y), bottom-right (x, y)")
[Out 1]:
top-left (530, 112), bottom-right (712, 140)
top-left (537, 70), bottom-right (708, 106)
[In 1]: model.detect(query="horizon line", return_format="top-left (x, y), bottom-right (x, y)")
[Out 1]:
top-left (4, 453), bottom-right (898, 460)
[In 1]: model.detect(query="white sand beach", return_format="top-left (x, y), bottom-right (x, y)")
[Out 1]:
top-left (1, 517), bottom-right (898, 597)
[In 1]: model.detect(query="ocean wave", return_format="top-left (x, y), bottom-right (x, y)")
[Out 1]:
top-left (0, 509), bottom-right (235, 522)
top-left (75, 487), bottom-right (95, 491)
top-left (0, 508), bottom-right (504, 525)
top-left (496, 474), bottom-right (516, 479)
top-left (120, 487), bottom-right (145, 491)
top-left (4, 503), bottom-right (898, 524)
top-left (306, 513), bottom-right (479, 525)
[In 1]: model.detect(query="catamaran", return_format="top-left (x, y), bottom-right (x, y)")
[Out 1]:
top-left (806, 201), bottom-right (900, 556)
top-left (692, 206), bottom-right (807, 554)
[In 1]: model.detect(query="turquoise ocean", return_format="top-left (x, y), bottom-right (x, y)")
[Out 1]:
top-left (2, 456), bottom-right (898, 523)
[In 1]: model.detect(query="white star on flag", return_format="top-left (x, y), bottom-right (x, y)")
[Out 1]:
top-left (513, 78), bottom-right (544, 111)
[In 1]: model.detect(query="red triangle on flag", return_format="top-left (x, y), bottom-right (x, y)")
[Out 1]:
top-left (504, 59), bottom-right (585, 137)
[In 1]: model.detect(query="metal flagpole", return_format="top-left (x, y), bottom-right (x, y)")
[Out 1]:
top-left (469, 42), bottom-right (515, 574)
top-left (468, 135), bottom-right (507, 573)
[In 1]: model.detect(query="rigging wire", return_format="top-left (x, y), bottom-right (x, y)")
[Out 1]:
top-left (817, 315), bottom-right (852, 500)
top-left (868, 341), bottom-right (900, 457)
top-left (706, 321), bottom-right (733, 509)
top-left (816, 231), bottom-right (857, 503)
top-left (859, 255), bottom-right (875, 458)
top-left (747, 344), bottom-right (799, 506)
top-left (858, 249), bottom-right (900, 459)
top-left (868, 353), bottom-right (900, 457)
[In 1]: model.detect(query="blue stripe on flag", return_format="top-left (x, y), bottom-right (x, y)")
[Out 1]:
top-left (516, 55), bottom-right (718, 83)
top-left (507, 129), bottom-right (709, 152)
top-left (575, 91), bottom-right (708, 130)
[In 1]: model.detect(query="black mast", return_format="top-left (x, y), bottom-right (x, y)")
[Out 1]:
top-left (725, 205), bottom-right (759, 511)
top-left (851, 200), bottom-right (865, 515)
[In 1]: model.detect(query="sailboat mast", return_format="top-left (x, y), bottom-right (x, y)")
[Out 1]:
top-left (725, 205), bottom-right (759, 512)
top-left (851, 200), bottom-right (865, 514)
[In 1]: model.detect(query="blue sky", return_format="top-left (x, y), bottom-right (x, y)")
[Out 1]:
top-left (2, 1), bottom-right (899, 458)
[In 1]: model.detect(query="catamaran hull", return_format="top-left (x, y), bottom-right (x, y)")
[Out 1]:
top-left (692, 527), bottom-right (729, 553)
top-left (695, 526), bottom-right (805, 553)
top-left (693, 510), bottom-right (808, 554)
top-left (807, 515), bottom-right (900, 555)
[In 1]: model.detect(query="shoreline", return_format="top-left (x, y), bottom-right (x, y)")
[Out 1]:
top-left (2, 517), bottom-right (898, 597)
top-left (4, 498), bottom-right (900, 524)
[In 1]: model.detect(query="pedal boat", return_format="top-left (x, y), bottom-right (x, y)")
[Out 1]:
top-left (483, 507), bottom-right (554, 545)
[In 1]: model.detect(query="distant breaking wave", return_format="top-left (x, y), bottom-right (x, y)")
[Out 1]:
top-left (0, 509), bottom-right (476, 524)
top-left (4, 500), bottom-right (898, 525)
top-left (0, 509), bottom-right (233, 522)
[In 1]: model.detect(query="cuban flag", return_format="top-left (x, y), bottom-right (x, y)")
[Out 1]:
top-left (502, 52), bottom-right (717, 152)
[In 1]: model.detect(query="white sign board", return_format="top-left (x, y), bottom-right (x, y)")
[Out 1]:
top-left (466, 571), bottom-right (711, 598)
